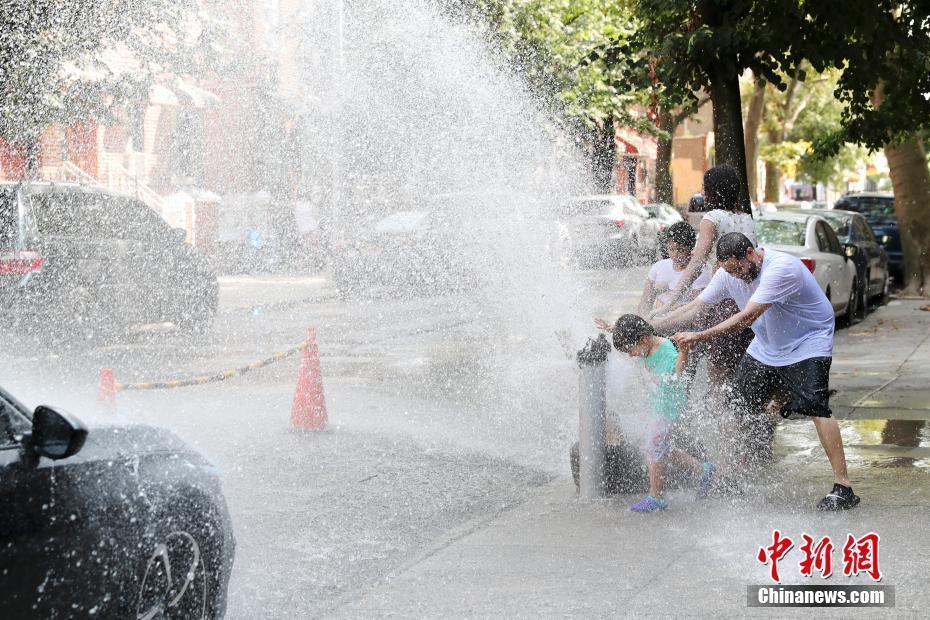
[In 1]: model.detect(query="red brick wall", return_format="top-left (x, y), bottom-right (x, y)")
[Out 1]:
top-left (0, 139), bottom-right (27, 180)
top-left (65, 120), bottom-right (99, 177)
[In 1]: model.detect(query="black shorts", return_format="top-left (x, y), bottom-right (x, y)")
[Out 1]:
top-left (733, 355), bottom-right (833, 419)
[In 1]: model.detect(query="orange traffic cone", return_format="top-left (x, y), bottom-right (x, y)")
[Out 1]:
top-left (97, 368), bottom-right (116, 411)
top-left (291, 328), bottom-right (327, 430)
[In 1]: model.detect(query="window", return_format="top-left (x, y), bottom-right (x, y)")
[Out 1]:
top-left (815, 222), bottom-right (831, 252)
top-left (0, 395), bottom-right (30, 447)
top-left (756, 220), bottom-right (806, 246)
top-left (30, 193), bottom-right (102, 239)
top-left (853, 217), bottom-right (875, 243)
top-left (822, 223), bottom-right (843, 255)
top-left (98, 197), bottom-right (168, 242)
top-left (822, 215), bottom-right (850, 240)
top-left (0, 188), bottom-right (17, 248)
top-left (838, 197), bottom-right (895, 218)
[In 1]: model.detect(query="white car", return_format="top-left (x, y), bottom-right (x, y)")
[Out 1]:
top-left (643, 202), bottom-right (684, 231)
top-left (755, 212), bottom-right (860, 322)
top-left (557, 194), bottom-right (653, 267)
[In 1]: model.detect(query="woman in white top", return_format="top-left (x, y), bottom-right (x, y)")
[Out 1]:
top-left (658, 165), bottom-right (757, 381)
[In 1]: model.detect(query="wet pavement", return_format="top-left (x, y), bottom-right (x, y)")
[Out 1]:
top-left (2, 274), bottom-right (927, 617)
top-left (337, 299), bottom-right (930, 618)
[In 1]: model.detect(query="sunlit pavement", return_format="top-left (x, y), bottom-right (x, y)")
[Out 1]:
top-left (337, 299), bottom-right (930, 618)
top-left (0, 266), bottom-right (643, 618)
top-left (2, 271), bottom-right (927, 617)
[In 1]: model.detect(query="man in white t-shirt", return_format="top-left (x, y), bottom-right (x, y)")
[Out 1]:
top-left (654, 232), bottom-right (858, 511)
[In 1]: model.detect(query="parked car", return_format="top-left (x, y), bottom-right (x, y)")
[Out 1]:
top-left (807, 208), bottom-right (891, 310)
top-left (833, 192), bottom-right (901, 282)
top-left (557, 194), bottom-right (653, 267)
top-left (685, 192), bottom-right (708, 230)
top-left (328, 209), bottom-right (475, 297)
top-left (0, 385), bottom-right (235, 617)
top-left (643, 202), bottom-right (684, 258)
top-left (755, 212), bottom-right (860, 323)
top-left (644, 202), bottom-right (684, 230)
top-left (0, 182), bottom-right (219, 341)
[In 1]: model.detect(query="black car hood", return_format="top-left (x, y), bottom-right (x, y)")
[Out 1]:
top-left (70, 424), bottom-right (206, 465)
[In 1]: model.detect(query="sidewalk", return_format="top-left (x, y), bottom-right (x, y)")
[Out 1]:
top-left (832, 299), bottom-right (930, 422)
top-left (333, 299), bottom-right (930, 618)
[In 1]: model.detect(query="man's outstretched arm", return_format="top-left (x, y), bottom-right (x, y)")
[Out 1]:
top-left (651, 297), bottom-right (707, 333)
top-left (671, 301), bottom-right (769, 350)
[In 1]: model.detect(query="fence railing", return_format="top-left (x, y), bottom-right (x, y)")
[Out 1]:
top-left (48, 156), bottom-right (165, 214)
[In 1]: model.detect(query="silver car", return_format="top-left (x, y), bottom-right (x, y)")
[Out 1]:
top-left (556, 194), bottom-right (653, 267)
top-left (755, 211), bottom-right (860, 323)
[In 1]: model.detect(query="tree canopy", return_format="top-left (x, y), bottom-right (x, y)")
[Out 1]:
top-left (0, 0), bottom-right (214, 149)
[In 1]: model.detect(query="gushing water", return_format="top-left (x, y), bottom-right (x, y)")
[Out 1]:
top-left (297, 0), bottom-right (608, 469)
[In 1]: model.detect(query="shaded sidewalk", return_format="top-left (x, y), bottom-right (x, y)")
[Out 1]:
top-left (832, 298), bottom-right (930, 423)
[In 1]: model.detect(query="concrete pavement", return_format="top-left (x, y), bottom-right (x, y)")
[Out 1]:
top-left (832, 299), bottom-right (930, 423)
top-left (333, 299), bottom-right (930, 618)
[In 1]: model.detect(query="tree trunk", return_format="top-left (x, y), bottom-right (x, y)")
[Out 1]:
top-left (655, 111), bottom-right (674, 204)
top-left (764, 137), bottom-right (780, 203)
top-left (699, 0), bottom-right (750, 214)
top-left (884, 136), bottom-right (930, 295)
top-left (591, 116), bottom-right (617, 194)
top-left (743, 83), bottom-right (765, 203)
top-left (708, 64), bottom-right (751, 213)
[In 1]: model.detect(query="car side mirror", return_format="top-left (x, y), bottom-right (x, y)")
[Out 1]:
top-left (29, 406), bottom-right (88, 460)
top-left (844, 243), bottom-right (857, 259)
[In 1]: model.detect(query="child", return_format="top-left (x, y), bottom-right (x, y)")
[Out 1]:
top-left (611, 314), bottom-right (715, 512)
top-left (638, 221), bottom-right (710, 318)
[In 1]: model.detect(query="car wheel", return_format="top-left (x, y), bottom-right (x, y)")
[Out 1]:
top-left (857, 272), bottom-right (869, 320)
top-left (874, 272), bottom-right (891, 305)
top-left (839, 278), bottom-right (858, 327)
top-left (126, 508), bottom-right (225, 620)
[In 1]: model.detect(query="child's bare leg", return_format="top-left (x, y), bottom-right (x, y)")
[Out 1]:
top-left (668, 449), bottom-right (703, 476)
top-left (648, 461), bottom-right (666, 498)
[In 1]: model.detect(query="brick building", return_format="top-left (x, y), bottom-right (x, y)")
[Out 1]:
top-left (0, 1), bottom-right (307, 257)
top-left (611, 102), bottom-right (715, 207)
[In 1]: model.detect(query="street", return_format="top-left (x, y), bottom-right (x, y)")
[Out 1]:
top-left (3, 267), bottom-right (929, 616)
top-left (1, 266), bottom-right (646, 617)
top-left (4, 1), bottom-right (930, 615)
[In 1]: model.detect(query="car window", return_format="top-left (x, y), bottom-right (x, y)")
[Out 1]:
top-left (756, 220), bottom-right (806, 246)
top-left (99, 197), bottom-right (169, 241)
top-left (822, 223), bottom-right (843, 255)
top-left (0, 395), bottom-right (30, 447)
top-left (821, 215), bottom-right (850, 240)
top-left (814, 222), bottom-right (831, 252)
top-left (853, 217), bottom-right (875, 242)
top-left (836, 197), bottom-right (895, 219)
top-left (0, 188), bottom-right (18, 248)
top-left (29, 192), bottom-right (103, 239)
